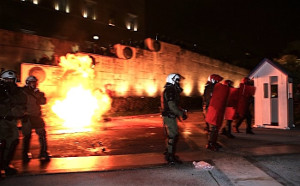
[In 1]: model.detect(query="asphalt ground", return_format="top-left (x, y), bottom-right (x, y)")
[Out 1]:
top-left (1, 111), bottom-right (300, 185)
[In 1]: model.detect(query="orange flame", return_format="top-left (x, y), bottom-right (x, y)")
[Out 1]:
top-left (52, 85), bottom-right (99, 127)
top-left (50, 54), bottom-right (112, 131)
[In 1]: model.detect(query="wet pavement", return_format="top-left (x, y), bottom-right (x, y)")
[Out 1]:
top-left (1, 111), bottom-right (300, 185)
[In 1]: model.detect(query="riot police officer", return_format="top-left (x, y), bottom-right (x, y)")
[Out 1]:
top-left (161, 73), bottom-right (187, 165)
top-left (234, 77), bottom-right (255, 134)
top-left (221, 80), bottom-right (237, 138)
top-left (22, 76), bottom-right (50, 162)
top-left (0, 70), bottom-right (27, 177)
top-left (203, 74), bottom-right (223, 132)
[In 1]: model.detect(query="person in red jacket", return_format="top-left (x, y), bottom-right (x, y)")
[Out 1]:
top-left (203, 74), bottom-right (223, 133)
top-left (221, 80), bottom-right (239, 138)
top-left (234, 77), bottom-right (256, 134)
top-left (205, 76), bottom-right (230, 151)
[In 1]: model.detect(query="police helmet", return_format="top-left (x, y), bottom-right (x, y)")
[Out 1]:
top-left (0, 70), bottom-right (17, 82)
top-left (26, 75), bottom-right (38, 85)
top-left (166, 73), bottom-right (182, 85)
top-left (223, 79), bottom-right (233, 87)
top-left (208, 74), bottom-right (223, 84)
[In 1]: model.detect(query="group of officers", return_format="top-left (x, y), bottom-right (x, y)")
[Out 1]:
top-left (0, 70), bottom-right (50, 178)
top-left (1, 70), bottom-right (255, 174)
top-left (161, 73), bottom-right (255, 165)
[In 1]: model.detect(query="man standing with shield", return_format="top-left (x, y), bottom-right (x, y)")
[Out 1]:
top-left (234, 77), bottom-right (256, 134)
top-left (205, 75), bottom-right (230, 151)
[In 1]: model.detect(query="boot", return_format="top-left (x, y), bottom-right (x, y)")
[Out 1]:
top-left (204, 122), bottom-right (210, 133)
top-left (22, 135), bottom-right (32, 163)
top-left (226, 123), bottom-right (235, 138)
top-left (3, 163), bottom-right (18, 176)
top-left (4, 140), bottom-right (18, 176)
top-left (206, 142), bottom-right (219, 152)
top-left (38, 130), bottom-right (51, 162)
top-left (22, 153), bottom-right (32, 163)
top-left (221, 128), bottom-right (227, 135)
top-left (246, 129), bottom-right (255, 134)
top-left (0, 139), bottom-right (5, 179)
top-left (39, 151), bottom-right (50, 162)
top-left (166, 153), bottom-right (182, 165)
top-left (233, 126), bottom-right (240, 133)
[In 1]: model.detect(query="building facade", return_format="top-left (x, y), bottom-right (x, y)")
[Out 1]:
top-left (0, 0), bottom-right (146, 53)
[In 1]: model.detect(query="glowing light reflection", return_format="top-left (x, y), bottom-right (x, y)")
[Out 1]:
top-left (116, 82), bottom-right (129, 96)
top-left (183, 81), bottom-right (192, 96)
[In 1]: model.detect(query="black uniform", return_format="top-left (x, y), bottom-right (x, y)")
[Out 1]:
top-left (0, 81), bottom-right (27, 176)
top-left (161, 82), bottom-right (186, 164)
top-left (22, 86), bottom-right (50, 162)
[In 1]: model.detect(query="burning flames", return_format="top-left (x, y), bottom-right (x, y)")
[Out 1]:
top-left (52, 85), bottom-right (99, 127)
top-left (49, 54), bottom-right (112, 131)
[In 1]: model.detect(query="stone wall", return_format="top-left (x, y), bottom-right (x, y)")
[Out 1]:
top-left (0, 29), bottom-right (77, 72)
top-left (1, 29), bottom-right (249, 97)
top-left (1, 29), bottom-right (250, 114)
top-left (90, 42), bottom-right (249, 98)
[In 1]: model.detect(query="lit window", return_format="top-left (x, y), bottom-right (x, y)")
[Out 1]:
top-left (66, 5), bottom-right (70, 13)
top-left (54, 0), bottom-right (70, 13)
top-left (20, 0), bottom-right (38, 4)
top-left (126, 13), bottom-right (138, 31)
top-left (54, 3), bottom-right (59, 10)
top-left (82, 0), bottom-right (97, 20)
top-left (83, 9), bottom-right (88, 18)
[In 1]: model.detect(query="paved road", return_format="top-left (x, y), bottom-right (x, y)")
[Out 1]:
top-left (1, 111), bottom-right (299, 185)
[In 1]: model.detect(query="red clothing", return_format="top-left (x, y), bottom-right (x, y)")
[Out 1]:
top-left (236, 83), bottom-right (255, 118)
top-left (224, 87), bottom-right (239, 120)
top-left (205, 83), bottom-right (229, 127)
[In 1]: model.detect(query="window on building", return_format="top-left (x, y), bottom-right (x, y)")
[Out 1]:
top-left (270, 76), bottom-right (278, 98)
top-left (54, 0), bottom-right (69, 13)
top-left (126, 13), bottom-right (138, 31)
top-left (21, 0), bottom-right (39, 4)
top-left (82, 0), bottom-right (97, 20)
top-left (288, 83), bottom-right (293, 99)
top-left (271, 85), bottom-right (278, 98)
top-left (264, 83), bottom-right (268, 98)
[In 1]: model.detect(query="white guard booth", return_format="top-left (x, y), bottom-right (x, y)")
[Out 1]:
top-left (249, 58), bottom-right (294, 129)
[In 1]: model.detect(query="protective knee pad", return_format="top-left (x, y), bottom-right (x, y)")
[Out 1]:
top-left (167, 135), bottom-right (178, 154)
top-left (168, 138), bottom-right (174, 146)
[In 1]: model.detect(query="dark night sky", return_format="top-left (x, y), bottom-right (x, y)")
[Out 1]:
top-left (146, 0), bottom-right (300, 68)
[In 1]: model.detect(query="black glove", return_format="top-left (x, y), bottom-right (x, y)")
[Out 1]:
top-left (182, 112), bottom-right (188, 120)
